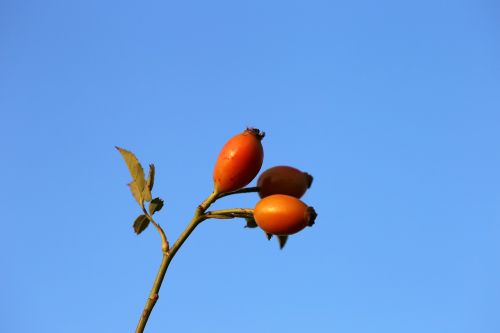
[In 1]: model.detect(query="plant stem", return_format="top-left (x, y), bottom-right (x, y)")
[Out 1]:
top-left (142, 207), bottom-right (169, 253)
top-left (135, 190), bottom-right (219, 333)
top-left (216, 186), bottom-right (259, 199)
top-left (135, 253), bottom-right (169, 333)
top-left (168, 191), bottom-right (219, 259)
top-left (204, 208), bottom-right (254, 219)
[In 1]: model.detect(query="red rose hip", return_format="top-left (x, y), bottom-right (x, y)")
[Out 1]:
top-left (213, 128), bottom-right (264, 194)
top-left (257, 165), bottom-right (313, 198)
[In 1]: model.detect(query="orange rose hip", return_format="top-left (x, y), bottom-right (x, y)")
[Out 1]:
top-left (213, 128), bottom-right (265, 194)
top-left (254, 194), bottom-right (316, 235)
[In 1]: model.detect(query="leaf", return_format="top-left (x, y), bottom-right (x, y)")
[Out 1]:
top-left (133, 215), bottom-right (150, 234)
top-left (244, 217), bottom-right (258, 228)
top-left (148, 198), bottom-right (164, 215)
top-left (146, 164), bottom-right (155, 191)
top-left (142, 186), bottom-right (152, 203)
top-left (128, 181), bottom-right (143, 206)
top-left (142, 164), bottom-right (155, 202)
top-left (265, 232), bottom-right (273, 240)
top-left (116, 147), bottom-right (146, 192)
top-left (277, 235), bottom-right (288, 249)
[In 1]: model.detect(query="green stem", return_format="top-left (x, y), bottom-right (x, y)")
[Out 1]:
top-left (135, 253), bottom-right (170, 333)
top-left (142, 207), bottom-right (169, 253)
top-left (134, 191), bottom-right (255, 333)
top-left (135, 191), bottom-right (219, 333)
top-left (168, 190), bottom-right (220, 258)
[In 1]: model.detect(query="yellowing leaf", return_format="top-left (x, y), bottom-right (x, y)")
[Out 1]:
top-left (116, 147), bottom-right (146, 192)
top-left (143, 187), bottom-right (152, 202)
top-left (128, 181), bottom-right (143, 206)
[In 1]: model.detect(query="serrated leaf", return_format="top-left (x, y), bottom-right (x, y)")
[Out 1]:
top-left (265, 232), bottom-right (273, 240)
top-left (133, 215), bottom-right (150, 234)
top-left (128, 181), bottom-right (143, 206)
top-left (244, 217), bottom-right (258, 228)
top-left (148, 197), bottom-right (164, 215)
top-left (277, 235), bottom-right (288, 249)
top-left (116, 147), bottom-right (146, 192)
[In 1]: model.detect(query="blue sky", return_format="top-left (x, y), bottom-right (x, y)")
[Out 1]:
top-left (1, 1), bottom-right (499, 332)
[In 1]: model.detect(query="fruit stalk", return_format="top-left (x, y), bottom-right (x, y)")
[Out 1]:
top-left (215, 186), bottom-right (259, 199)
top-left (204, 208), bottom-right (254, 219)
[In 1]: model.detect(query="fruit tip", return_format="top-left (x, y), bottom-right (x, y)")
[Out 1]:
top-left (305, 173), bottom-right (314, 188)
top-left (246, 127), bottom-right (265, 141)
top-left (307, 207), bottom-right (317, 226)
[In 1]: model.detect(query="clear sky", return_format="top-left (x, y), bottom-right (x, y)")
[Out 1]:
top-left (1, 1), bottom-right (499, 332)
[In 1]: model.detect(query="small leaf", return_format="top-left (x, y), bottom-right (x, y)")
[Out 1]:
top-left (265, 232), bottom-right (273, 240)
top-left (146, 164), bottom-right (155, 191)
top-left (277, 235), bottom-right (288, 249)
top-left (128, 181), bottom-right (143, 206)
top-left (116, 147), bottom-right (146, 192)
top-left (244, 217), bottom-right (258, 228)
top-left (148, 198), bottom-right (164, 215)
top-left (133, 215), bottom-right (150, 234)
top-left (142, 164), bottom-right (155, 202)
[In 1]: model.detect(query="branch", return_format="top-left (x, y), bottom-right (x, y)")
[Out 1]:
top-left (135, 191), bottom-right (219, 333)
top-left (135, 194), bottom-right (254, 333)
